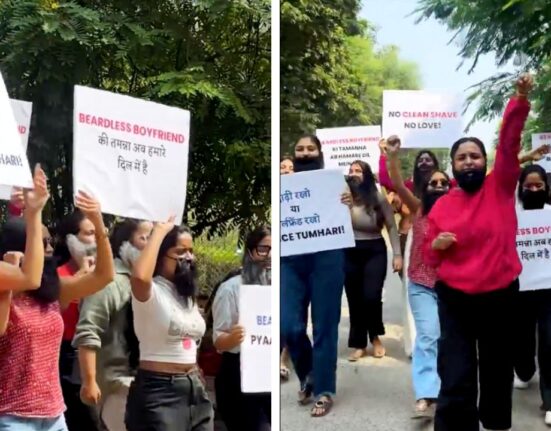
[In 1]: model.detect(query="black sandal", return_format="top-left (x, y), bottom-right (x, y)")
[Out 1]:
top-left (297, 382), bottom-right (313, 405)
top-left (311, 396), bottom-right (333, 417)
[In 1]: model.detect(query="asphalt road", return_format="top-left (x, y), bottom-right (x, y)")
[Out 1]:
top-left (280, 250), bottom-right (550, 431)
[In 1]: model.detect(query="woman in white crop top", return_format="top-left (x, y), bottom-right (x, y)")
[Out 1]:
top-left (124, 219), bottom-right (213, 431)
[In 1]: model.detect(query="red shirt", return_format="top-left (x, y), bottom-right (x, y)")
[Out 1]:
top-left (57, 263), bottom-right (78, 341)
top-left (424, 96), bottom-right (530, 294)
top-left (0, 295), bottom-right (65, 417)
top-left (408, 214), bottom-right (437, 288)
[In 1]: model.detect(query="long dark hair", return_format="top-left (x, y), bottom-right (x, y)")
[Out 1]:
top-left (53, 210), bottom-right (87, 265)
top-left (517, 164), bottom-right (550, 201)
top-left (110, 218), bottom-right (142, 259)
top-left (155, 225), bottom-right (197, 304)
top-left (0, 217), bottom-right (60, 305)
top-left (413, 150), bottom-right (440, 198)
top-left (348, 160), bottom-right (384, 228)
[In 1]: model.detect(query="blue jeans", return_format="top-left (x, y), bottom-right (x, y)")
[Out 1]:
top-left (0, 415), bottom-right (67, 431)
top-left (408, 281), bottom-right (440, 400)
top-left (281, 249), bottom-right (345, 398)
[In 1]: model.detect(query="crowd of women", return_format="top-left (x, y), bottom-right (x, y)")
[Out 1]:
top-left (280, 74), bottom-right (551, 430)
top-left (0, 165), bottom-right (271, 431)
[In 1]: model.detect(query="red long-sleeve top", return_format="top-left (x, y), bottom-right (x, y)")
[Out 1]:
top-left (424, 96), bottom-right (530, 294)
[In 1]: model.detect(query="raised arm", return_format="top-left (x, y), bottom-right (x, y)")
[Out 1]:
top-left (518, 143), bottom-right (551, 165)
top-left (377, 139), bottom-right (395, 191)
top-left (494, 74), bottom-right (532, 194)
top-left (0, 165), bottom-right (48, 293)
top-left (386, 136), bottom-right (421, 214)
top-left (131, 217), bottom-right (175, 302)
top-left (59, 192), bottom-right (114, 307)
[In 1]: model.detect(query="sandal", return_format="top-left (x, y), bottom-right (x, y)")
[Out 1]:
top-left (298, 382), bottom-right (313, 405)
top-left (280, 365), bottom-right (290, 381)
top-left (372, 337), bottom-right (386, 359)
top-left (348, 349), bottom-right (366, 362)
top-left (311, 396), bottom-right (333, 417)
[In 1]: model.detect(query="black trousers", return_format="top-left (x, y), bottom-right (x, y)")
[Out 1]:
top-left (125, 369), bottom-right (213, 431)
top-left (513, 288), bottom-right (551, 410)
top-left (344, 238), bottom-right (387, 348)
top-left (434, 280), bottom-right (518, 431)
top-left (215, 352), bottom-right (271, 431)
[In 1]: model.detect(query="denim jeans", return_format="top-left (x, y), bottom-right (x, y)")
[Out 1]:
top-left (408, 281), bottom-right (440, 400)
top-left (0, 415), bottom-right (67, 431)
top-left (281, 249), bottom-right (345, 397)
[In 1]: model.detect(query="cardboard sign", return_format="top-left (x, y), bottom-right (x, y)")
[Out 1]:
top-left (532, 133), bottom-right (551, 172)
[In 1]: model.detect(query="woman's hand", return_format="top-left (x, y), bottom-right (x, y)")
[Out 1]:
top-left (432, 232), bottom-right (457, 251)
top-left (516, 73), bottom-right (533, 97)
top-left (80, 380), bottom-right (101, 406)
top-left (75, 191), bottom-right (103, 226)
top-left (378, 138), bottom-right (387, 155)
top-left (229, 324), bottom-right (246, 346)
top-left (10, 187), bottom-right (25, 210)
top-left (3, 252), bottom-right (24, 267)
top-left (527, 143), bottom-right (551, 162)
top-left (386, 135), bottom-right (401, 158)
top-left (153, 215), bottom-right (176, 236)
top-left (392, 256), bottom-right (403, 273)
top-left (24, 164), bottom-right (49, 213)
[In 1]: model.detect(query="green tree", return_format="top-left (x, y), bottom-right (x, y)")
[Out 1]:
top-left (415, 0), bottom-right (551, 150)
top-left (0, 0), bottom-right (270, 237)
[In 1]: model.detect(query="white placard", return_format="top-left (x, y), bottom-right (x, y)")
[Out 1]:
top-left (317, 126), bottom-right (381, 174)
top-left (382, 90), bottom-right (463, 148)
top-left (239, 284), bottom-right (271, 393)
top-left (0, 74), bottom-right (33, 189)
top-left (280, 169), bottom-right (354, 257)
top-left (73, 86), bottom-right (190, 223)
top-left (0, 99), bottom-right (33, 200)
top-left (517, 209), bottom-right (551, 291)
top-left (532, 133), bottom-right (551, 172)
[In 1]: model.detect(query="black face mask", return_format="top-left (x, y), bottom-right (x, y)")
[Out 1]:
top-left (173, 259), bottom-right (197, 302)
top-left (293, 154), bottom-right (324, 172)
top-left (28, 256), bottom-right (60, 304)
top-left (522, 189), bottom-right (548, 210)
top-left (422, 190), bottom-right (448, 215)
top-left (453, 168), bottom-right (486, 194)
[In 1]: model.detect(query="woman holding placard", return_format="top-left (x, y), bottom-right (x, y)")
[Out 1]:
top-left (386, 136), bottom-right (451, 418)
top-left (512, 164), bottom-right (551, 426)
top-left (425, 73), bottom-right (533, 431)
top-left (212, 226), bottom-right (271, 431)
top-left (125, 221), bottom-right (212, 431)
top-left (344, 160), bottom-right (402, 361)
top-left (0, 168), bottom-right (115, 431)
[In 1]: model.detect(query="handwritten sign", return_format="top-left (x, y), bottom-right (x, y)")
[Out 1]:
top-left (516, 209), bottom-right (551, 291)
top-left (0, 99), bottom-right (33, 200)
top-left (73, 86), bottom-right (190, 223)
top-left (239, 284), bottom-right (271, 393)
top-left (316, 126), bottom-right (381, 174)
top-left (382, 90), bottom-right (463, 148)
top-left (532, 133), bottom-right (551, 172)
top-left (0, 73), bottom-right (33, 190)
top-left (280, 169), bottom-right (354, 257)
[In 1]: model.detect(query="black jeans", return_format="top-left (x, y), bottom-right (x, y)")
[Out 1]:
top-left (513, 288), bottom-right (551, 410)
top-left (125, 369), bottom-right (213, 431)
top-left (344, 238), bottom-right (387, 348)
top-left (215, 352), bottom-right (271, 431)
top-left (434, 280), bottom-right (518, 431)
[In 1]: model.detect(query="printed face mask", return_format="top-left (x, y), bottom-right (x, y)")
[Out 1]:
top-left (119, 241), bottom-right (142, 268)
top-left (66, 234), bottom-right (97, 266)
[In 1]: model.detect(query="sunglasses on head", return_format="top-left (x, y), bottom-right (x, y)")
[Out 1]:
top-left (429, 179), bottom-right (450, 188)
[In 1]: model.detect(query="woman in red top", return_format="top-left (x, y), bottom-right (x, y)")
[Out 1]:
top-left (0, 173), bottom-right (115, 431)
top-left (424, 74), bottom-right (533, 431)
top-left (387, 136), bottom-right (450, 419)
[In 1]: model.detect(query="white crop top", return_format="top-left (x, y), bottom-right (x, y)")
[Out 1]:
top-left (132, 276), bottom-right (206, 364)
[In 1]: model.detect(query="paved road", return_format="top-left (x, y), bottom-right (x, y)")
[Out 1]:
top-left (280, 251), bottom-right (550, 431)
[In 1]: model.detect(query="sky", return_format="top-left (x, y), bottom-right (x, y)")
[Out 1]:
top-left (361, 0), bottom-right (514, 151)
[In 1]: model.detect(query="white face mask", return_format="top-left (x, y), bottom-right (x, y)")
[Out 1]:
top-left (66, 234), bottom-right (97, 266)
top-left (119, 241), bottom-right (142, 269)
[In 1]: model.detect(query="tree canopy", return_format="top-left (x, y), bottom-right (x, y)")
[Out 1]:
top-left (0, 0), bottom-right (270, 237)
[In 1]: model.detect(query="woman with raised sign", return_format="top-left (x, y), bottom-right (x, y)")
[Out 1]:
top-left (344, 160), bottom-right (402, 361)
top-left (424, 73), bottom-right (533, 431)
top-left (386, 136), bottom-right (451, 419)
top-left (212, 226), bottom-right (271, 431)
top-left (512, 164), bottom-right (551, 426)
top-left (280, 134), bottom-right (352, 418)
top-left (0, 168), bottom-right (115, 431)
top-left (125, 220), bottom-right (212, 430)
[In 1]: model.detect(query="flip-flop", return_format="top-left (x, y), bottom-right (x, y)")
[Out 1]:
top-left (298, 382), bottom-right (313, 405)
top-left (280, 366), bottom-right (290, 381)
top-left (311, 396), bottom-right (333, 417)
